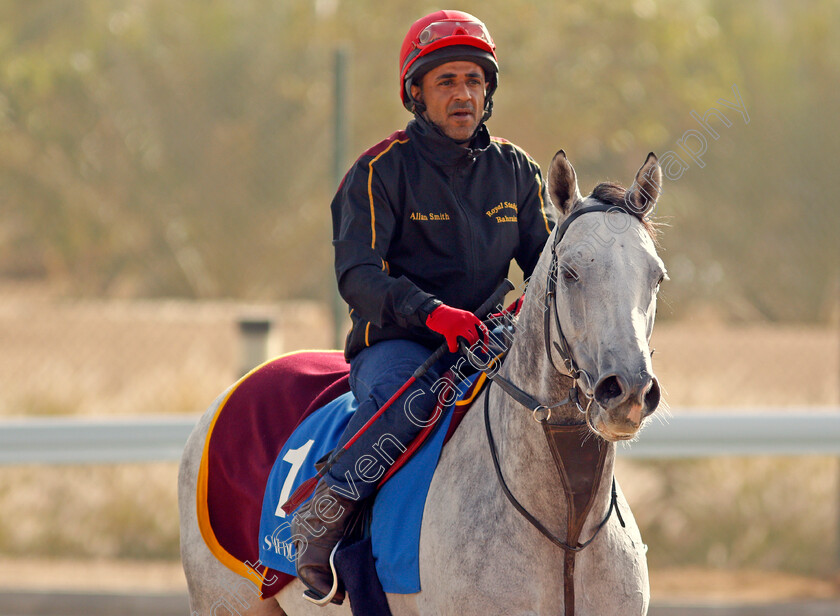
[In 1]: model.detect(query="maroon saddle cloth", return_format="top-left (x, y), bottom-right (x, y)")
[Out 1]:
top-left (196, 348), bottom-right (480, 599)
top-left (197, 350), bottom-right (351, 598)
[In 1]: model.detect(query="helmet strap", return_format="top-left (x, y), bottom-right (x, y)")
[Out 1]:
top-left (411, 96), bottom-right (427, 116)
top-left (481, 95), bottom-right (494, 123)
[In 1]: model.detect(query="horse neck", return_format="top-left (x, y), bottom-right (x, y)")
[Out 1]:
top-left (485, 274), bottom-right (616, 539)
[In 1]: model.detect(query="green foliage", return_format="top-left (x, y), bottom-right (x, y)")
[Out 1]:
top-left (0, 0), bottom-right (837, 320)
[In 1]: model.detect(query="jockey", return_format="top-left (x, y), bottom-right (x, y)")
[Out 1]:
top-left (291, 9), bottom-right (556, 603)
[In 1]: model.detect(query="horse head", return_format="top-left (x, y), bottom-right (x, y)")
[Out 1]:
top-left (544, 150), bottom-right (666, 441)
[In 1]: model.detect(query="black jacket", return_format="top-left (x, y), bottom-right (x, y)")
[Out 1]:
top-left (332, 116), bottom-right (555, 359)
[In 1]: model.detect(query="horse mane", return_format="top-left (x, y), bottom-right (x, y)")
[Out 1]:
top-left (588, 182), bottom-right (659, 241)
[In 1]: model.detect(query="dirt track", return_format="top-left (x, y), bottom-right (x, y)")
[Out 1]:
top-left (0, 557), bottom-right (836, 601)
top-left (0, 590), bottom-right (838, 616)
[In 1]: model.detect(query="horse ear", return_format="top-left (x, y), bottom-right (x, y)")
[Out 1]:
top-left (626, 152), bottom-right (662, 218)
top-left (547, 150), bottom-right (582, 215)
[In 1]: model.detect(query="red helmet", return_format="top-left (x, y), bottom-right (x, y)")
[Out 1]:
top-left (399, 10), bottom-right (499, 115)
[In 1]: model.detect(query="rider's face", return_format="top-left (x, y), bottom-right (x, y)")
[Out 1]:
top-left (411, 61), bottom-right (486, 143)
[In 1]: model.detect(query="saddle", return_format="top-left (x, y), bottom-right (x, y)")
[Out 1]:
top-left (195, 350), bottom-right (484, 601)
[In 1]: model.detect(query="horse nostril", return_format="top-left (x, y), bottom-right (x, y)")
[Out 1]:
top-left (594, 375), bottom-right (625, 408)
top-left (643, 377), bottom-right (661, 416)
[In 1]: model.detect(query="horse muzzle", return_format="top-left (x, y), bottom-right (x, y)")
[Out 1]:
top-left (589, 371), bottom-right (661, 440)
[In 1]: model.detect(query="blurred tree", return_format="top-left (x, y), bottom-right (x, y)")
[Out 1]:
top-left (0, 0), bottom-right (836, 321)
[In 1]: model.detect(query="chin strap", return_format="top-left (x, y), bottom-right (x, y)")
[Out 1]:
top-left (481, 95), bottom-right (494, 123)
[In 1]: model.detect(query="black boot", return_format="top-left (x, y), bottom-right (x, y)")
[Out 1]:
top-left (290, 479), bottom-right (362, 605)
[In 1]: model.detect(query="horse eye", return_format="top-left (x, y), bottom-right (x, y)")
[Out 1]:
top-left (562, 267), bottom-right (579, 282)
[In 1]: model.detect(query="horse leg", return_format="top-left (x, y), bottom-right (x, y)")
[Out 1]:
top-left (179, 394), bottom-right (287, 616)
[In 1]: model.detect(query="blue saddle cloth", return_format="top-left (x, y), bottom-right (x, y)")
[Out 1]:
top-left (258, 375), bottom-right (476, 594)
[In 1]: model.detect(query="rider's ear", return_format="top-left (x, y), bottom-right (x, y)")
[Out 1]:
top-left (625, 153), bottom-right (662, 218)
top-left (410, 83), bottom-right (424, 104)
top-left (547, 150), bottom-right (582, 215)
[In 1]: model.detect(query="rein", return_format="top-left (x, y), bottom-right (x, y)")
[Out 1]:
top-left (481, 381), bottom-right (625, 616)
top-left (483, 382), bottom-right (624, 555)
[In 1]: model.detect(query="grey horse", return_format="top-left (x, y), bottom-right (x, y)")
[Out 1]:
top-left (179, 150), bottom-right (666, 616)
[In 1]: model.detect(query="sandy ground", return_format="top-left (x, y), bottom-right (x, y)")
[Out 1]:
top-left (0, 557), bottom-right (837, 603)
top-left (0, 557), bottom-right (188, 593)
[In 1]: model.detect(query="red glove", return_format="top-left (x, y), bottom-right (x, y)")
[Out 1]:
top-left (488, 295), bottom-right (524, 321)
top-left (425, 304), bottom-right (488, 353)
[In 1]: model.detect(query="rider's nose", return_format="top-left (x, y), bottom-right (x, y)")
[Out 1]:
top-left (453, 82), bottom-right (470, 101)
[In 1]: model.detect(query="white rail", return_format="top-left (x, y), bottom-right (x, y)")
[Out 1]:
top-left (0, 409), bottom-right (838, 465)
top-left (619, 409), bottom-right (840, 458)
top-left (0, 415), bottom-right (196, 465)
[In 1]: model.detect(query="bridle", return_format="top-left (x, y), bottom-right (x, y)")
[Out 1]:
top-left (463, 202), bottom-right (637, 616)
top-left (465, 201), bottom-right (637, 423)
